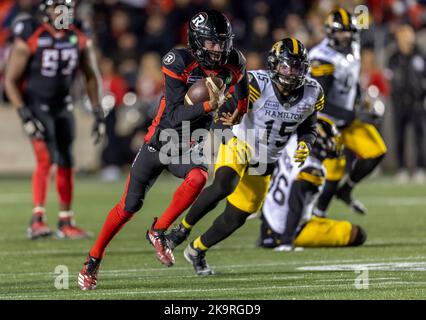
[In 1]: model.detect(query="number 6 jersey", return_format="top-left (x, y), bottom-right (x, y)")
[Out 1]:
top-left (12, 17), bottom-right (88, 105)
top-left (262, 135), bottom-right (326, 235)
top-left (232, 70), bottom-right (324, 163)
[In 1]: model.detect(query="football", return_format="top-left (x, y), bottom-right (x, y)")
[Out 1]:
top-left (184, 77), bottom-right (224, 106)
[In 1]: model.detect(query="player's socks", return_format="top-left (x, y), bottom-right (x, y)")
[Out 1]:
top-left (154, 168), bottom-right (208, 230)
top-left (90, 177), bottom-right (135, 258)
top-left (89, 194), bottom-right (133, 258)
top-left (346, 156), bottom-right (384, 185)
top-left (56, 167), bottom-right (73, 207)
top-left (336, 156), bottom-right (384, 214)
top-left (32, 140), bottom-right (52, 206)
top-left (185, 167), bottom-right (239, 226)
top-left (193, 236), bottom-right (209, 251)
top-left (181, 217), bottom-right (193, 230)
top-left (199, 202), bottom-right (248, 248)
top-left (32, 206), bottom-right (46, 218)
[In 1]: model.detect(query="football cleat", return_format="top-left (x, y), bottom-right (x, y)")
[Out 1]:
top-left (56, 217), bottom-right (92, 239)
top-left (336, 187), bottom-right (367, 215)
top-left (78, 255), bottom-right (101, 290)
top-left (146, 218), bottom-right (175, 267)
top-left (166, 223), bottom-right (191, 250)
top-left (183, 243), bottom-right (214, 276)
top-left (27, 209), bottom-right (53, 240)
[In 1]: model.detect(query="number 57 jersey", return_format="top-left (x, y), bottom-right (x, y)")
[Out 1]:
top-left (232, 70), bottom-right (324, 163)
top-left (12, 17), bottom-right (88, 104)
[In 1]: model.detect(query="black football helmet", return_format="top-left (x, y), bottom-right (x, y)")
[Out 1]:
top-left (188, 10), bottom-right (234, 69)
top-left (311, 117), bottom-right (342, 161)
top-left (325, 8), bottom-right (358, 52)
top-left (39, 0), bottom-right (75, 26)
top-left (267, 38), bottom-right (309, 92)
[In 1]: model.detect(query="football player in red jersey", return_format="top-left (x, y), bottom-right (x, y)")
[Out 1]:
top-left (78, 10), bottom-right (249, 290)
top-left (4, 0), bottom-right (105, 240)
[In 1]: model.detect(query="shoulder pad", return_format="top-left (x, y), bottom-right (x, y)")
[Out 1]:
top-left (248, 72), bottom-right (260, 104)
top-left (12, 17), bottom-right (40, 41)
top-left (309, 42), bottom-right (335, 64)
top-left (249, 70), bottom-right (270, 89)
top-left (162, 48), bottom-right (193, 76)
top-left (304, 77), bottom-right (324, 111)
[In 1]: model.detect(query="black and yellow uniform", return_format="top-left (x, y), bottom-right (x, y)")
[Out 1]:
top-left (308, 8), bottom-right (387, 214)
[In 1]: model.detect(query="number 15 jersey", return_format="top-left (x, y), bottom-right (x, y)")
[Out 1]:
top-left (232, 70), bottom-right (324, 163)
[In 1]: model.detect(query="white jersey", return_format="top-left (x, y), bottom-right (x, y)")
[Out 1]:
top-left (262, 135), bottom-right (326, 234)
top-left (309, 38), bottom-right (360, 126)
top-left (232, 70), bottom-right (322, 163)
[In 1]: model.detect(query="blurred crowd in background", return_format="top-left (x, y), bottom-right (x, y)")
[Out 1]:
top-left (0, 0), bottom-right (426, 182)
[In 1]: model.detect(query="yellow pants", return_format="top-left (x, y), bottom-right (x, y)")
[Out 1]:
top-left (294, 216), bottom-right (352, 247)
top-left (215, 137), bottom-right (271, 214)
top-left (324, 120), bottom-right (387, 181)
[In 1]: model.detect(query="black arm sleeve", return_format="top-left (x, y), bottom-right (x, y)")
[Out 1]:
top-left (280, 168), bottom-right (322, 244)
top-left (297, 111), bottom-right (317, 149)
top-left (163, 75), bottom-right (207, 126)
top-left (234, 69), bottom-right (249, 113)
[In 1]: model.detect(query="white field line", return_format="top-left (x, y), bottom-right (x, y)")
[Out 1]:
top-left (1, 280), bottom-right (425, 300)
top-left (0, 256), bottom-right (425, 278)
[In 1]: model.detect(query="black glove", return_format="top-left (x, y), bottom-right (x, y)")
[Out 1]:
top-left (91, 107), bottom-right (106, 145)
top-left (17, 107), bottom-right (45, 139)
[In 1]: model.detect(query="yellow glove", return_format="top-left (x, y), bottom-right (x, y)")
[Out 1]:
top-left (294, 141), bottom-right (310, 167)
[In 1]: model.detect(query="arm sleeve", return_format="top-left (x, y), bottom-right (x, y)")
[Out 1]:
top-left (161, 50), bottom-right (210, 126)
top-left (297, 111), bottom-right (317, 149)
top-left (234, 69), bottom-right (249, 114)
top-left (280, 167), bottom-right (323, 244)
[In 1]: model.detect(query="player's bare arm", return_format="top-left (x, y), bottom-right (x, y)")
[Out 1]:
top-left (5, 38), bottom-right (45, 139)
top-left (4, 39), bottom-right (30, 109)
top-left (79, 41), bottom-right (105, 144)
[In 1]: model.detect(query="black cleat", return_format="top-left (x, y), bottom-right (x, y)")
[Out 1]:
top-left (166, 223), bottom-right (191, 250)
top-left (183, 243), bottom-right (214, 276)
top-left (336, 187), bottom-right (367, 215)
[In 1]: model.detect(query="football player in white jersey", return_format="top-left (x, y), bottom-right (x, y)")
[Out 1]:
top-left (259, 117), bottom-right (367, 251)
top-left (166, 38), bottom-right (324, 275)
top-left (309, 8), bottom-right (387, 216)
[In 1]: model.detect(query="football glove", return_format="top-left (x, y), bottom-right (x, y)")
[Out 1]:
top-left (91, 107), bottom-right (106, 145)
top-left (294, 141), bottom-right (310, 167)
top-left (17, 107), bottom-right (45, 140)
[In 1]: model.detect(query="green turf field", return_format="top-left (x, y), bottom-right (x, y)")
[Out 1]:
top-left (0, 175), bottom-right (425, 300)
